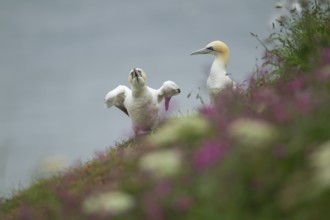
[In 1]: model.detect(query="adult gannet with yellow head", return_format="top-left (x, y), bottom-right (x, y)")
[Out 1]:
top-left (191, 40), bottom-right (236, 104)
top-left (105, 68), bottom-right (181, 135)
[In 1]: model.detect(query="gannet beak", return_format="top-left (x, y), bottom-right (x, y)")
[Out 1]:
top-left (165, 97), bottom-right (171, 111)
top-left (190, 47), bottom-right (212, 55)
top-left (132, 68), bottom-right (140, 84)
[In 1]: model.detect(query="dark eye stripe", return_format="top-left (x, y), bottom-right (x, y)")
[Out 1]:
top-left (207, 46), bottom-right (214, 51)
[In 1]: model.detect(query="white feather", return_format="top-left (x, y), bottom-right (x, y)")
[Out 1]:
top-left (207, 58), bottom-right (236, 103)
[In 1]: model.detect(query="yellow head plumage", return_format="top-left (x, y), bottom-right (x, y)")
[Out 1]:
top-left (191, 40), bottom-right (230, 67)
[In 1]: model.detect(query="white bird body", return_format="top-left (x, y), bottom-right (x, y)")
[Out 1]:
top-left (191, 40), bottom-right (236, 103)
top-left (105, 68), bottom-right (180, 135)
top-left (124, 86), bottom-right (159, 131)
top-left (207, 58), bottom-right (235, 102)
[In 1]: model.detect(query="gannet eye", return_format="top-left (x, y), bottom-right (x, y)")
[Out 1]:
top-left (207, 46), bottom-right (214, 51)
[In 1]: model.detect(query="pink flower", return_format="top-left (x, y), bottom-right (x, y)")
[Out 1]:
top-left (193, 141), bottom-right (227, 170)
top-left (289, 78), bottom-right (305, 91)
top-left (252, 88), bottom-right (292, 123)
top-left (321, 47), bottom-right (330, 64)
top-left (200, 105), bottom-right (216, 117)
top-left (17, 204), bottom-right (33, 219)
top-left (316, 65), bottom-right (330, 81)
top-left (273, 145), bottom-right (287, 159)
top-left (174, 195), bottom-right (193, 212)
top-left (154, 181), bottom-right (172, 198)
top-left (143, 181), bottom-right (171, 220)
top-left (294, 91), bottom-right (313, 115)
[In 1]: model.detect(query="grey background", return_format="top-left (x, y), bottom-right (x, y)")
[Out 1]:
top-left (0, 0), bottom-right (277, 196)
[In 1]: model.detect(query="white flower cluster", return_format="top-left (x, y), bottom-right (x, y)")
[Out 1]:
top-left (148, 115), bottom-right (210, 146)
top-left (139, 149), bottom-right (181, 178)
top-left (228, 118), bottom-right (278, 148)
top-left (83, 191), bottom-right (135, 216)
top-left (311, 140), bottom-right (330, 190)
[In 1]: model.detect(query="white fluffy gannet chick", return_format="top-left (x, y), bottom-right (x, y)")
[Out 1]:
top-left (105, 68), bottom-right (181, 135)
top-left (191, 40), bottom-right (236, 104)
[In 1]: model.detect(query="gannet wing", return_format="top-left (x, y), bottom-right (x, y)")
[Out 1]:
top-left (157, 81), bottom-right (181, 111)
top-left (104, 85), bottom-right (130, 116)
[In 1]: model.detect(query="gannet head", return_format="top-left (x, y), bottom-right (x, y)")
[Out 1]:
top-left (128, 68), bottom-right (147, 87)
top-left (162, 81), bottom-right (181, 96)
top-left (190, 40), bottom-right (230, 67)
top-left (161, 81), bottom-right (181, 111)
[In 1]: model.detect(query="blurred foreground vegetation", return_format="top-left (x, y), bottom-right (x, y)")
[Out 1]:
top-left (1, 1), bottom-right (330, 219)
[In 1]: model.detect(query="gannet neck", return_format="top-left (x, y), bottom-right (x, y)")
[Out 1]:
top-left (216, 51), bottom-right (229, 68)
top-left (207, 56), bottom-right (233, 103)
top-left (208, 58), bottom-right (228, 88)
top-left (212, 56), bottom-right (227, 73)
top-left (131, 83), bottom-right (148, 97)
top-left (128, 68), bottom-right (148, 96)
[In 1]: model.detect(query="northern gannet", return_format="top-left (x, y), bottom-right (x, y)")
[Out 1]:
top-left (191, 40), bottom-right (236, 104)
top-left (105, 68), bottom-right (181, 135)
